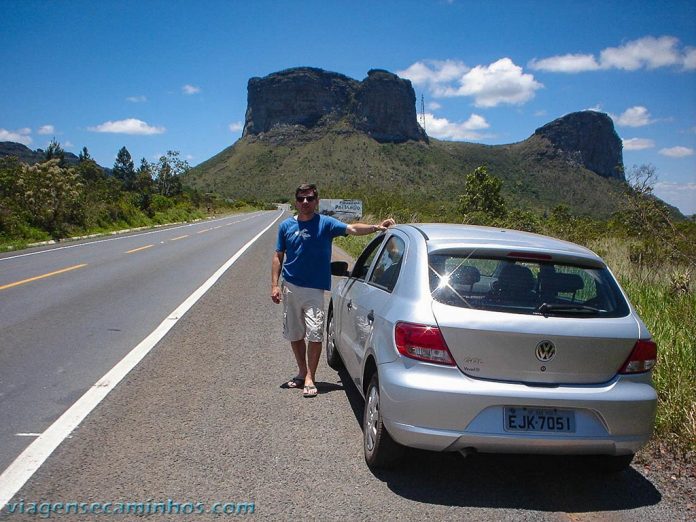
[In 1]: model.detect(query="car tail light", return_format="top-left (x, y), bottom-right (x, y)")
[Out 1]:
top-left (394, 322), bottom-right (455, 365)
top-left (619, 339), bottom-right (657, 374)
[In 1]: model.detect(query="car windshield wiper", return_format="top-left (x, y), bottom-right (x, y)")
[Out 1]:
top-left (535, 302), bottom-right (604, 316)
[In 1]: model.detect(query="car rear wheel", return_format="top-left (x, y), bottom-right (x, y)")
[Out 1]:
top-left (325, 311), bottom-right (344, 371)
top-left (588, 454), bottom-right (634, 473)
top-left (363, 373), bottom-right (404, 469)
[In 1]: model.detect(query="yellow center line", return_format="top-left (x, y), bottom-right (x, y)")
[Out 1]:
top-left (0, 264), bottom-right (88, 291)
top-left (171, 235), bottom-right (189, 241)
top-left (125, 244), bottom-right (154, 254)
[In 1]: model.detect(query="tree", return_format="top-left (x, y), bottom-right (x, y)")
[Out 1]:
top-left (134, 158), bottom-right (155, 212)
top-left (44, 138), bottom-right (66, 167)
top-left (78, 146), bottom-right (92, 163)
top-left (458, 166), bottom-right (506, 218)
top-left (15, 159), bottom-right (85, 237)
top-left (617, 164), bottom-right (694, 268)
top-left (153, 151), bottom-right (188, 197)
top-left (113, 146), bottom-right (136, 190)
top-left (75, 158), bottom-right (105, 184)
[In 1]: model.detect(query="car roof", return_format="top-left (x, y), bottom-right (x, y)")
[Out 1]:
top-left (397, 223), bottom-right (601, 262)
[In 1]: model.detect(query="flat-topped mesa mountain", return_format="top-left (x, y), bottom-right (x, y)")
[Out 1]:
top-left (187, 67), bottom-right (634, 217)
top-left (243, 67), bottom-right (427, 144)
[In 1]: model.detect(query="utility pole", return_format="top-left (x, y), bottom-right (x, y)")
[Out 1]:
top-left (420, 94), bottom-right (426, 134)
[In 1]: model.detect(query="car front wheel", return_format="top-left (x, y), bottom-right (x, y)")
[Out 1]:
top-left (363, 373), bottom-right (404, 469)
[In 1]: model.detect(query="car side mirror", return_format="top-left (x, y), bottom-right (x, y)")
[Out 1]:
top-left (331, 261), bottom-right (350, 277)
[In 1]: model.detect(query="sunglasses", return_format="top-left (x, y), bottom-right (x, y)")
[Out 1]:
top-left (296, 195), bottom-right (317, 202)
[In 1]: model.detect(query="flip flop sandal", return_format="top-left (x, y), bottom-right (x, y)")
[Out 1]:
top-left (287, 377), bottom-right (305, 389)
top-left (303, 385), bottom-right (318, 398)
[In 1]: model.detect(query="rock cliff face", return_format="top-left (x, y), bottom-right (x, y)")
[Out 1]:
top-left (534, 111), bottom-right (624, 180)
top-left (243, 67), bottom-right (426, 143)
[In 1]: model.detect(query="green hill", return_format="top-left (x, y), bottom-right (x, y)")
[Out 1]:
top-left (185, 124), bottom-right (629, 218)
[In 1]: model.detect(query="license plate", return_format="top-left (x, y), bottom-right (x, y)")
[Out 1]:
top-left (504, 407), bottom-right (576, 433)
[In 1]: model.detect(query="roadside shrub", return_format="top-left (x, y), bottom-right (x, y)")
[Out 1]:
top-left (150, 194), bottom-right (175, 213)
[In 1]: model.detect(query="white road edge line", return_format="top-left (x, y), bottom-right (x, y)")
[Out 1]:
top-left (0, 210), bottom-right (284, 510)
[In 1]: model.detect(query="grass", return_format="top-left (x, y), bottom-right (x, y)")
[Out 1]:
top-left (592, 237), bottom-right (696, 451)
top-left (336, 229), bottom-right (695, 452)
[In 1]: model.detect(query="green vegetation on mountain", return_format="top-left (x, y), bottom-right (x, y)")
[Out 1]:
top-left (186, 127), bottom-right (631, 219)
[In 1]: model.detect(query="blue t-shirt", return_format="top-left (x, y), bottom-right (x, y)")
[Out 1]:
top-left (276, 214), bottom-right (348, 291)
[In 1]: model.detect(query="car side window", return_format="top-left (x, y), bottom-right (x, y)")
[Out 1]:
top-left (369, 236), bottom-right (405, 292)
top-left (351, 235), bottom-right (386, 281)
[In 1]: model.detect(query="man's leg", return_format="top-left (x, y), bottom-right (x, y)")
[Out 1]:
top-left (305, 341), bottom-right (322, 387)
top-left (290, 339), bottom-right (308, 379)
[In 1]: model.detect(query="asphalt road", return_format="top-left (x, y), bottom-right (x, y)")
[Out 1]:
top-left (0, 217), bottom-right (687, 520)
top-left (0, 211), bottom-right (281, 472)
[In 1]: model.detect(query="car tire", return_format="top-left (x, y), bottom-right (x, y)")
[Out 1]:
top-left (589, 454), bottom-right (634, 474)
top-left (363, 373), bottom-right (404, 469)
top-left (326, 311), bottom-right (344, 371)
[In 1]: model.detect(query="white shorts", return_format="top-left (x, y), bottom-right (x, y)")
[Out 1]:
top-left (282, 281), bottom-right (326, 342)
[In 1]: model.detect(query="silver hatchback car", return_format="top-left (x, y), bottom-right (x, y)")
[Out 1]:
top-left (326, 224), bottom-right (657, 471)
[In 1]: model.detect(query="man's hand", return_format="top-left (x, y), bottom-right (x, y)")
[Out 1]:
top-left (271, 285), bottom-right (281, 304)
top-left (377, 218), bottom-right (396, 230)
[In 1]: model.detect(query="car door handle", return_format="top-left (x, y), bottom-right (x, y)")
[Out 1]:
top-left (367, 310), bottom-right (374, 323)
top-left (346, 300), bottom-right (353, 310)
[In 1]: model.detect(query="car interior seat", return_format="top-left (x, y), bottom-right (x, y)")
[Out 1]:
top-left (491, 263), bottom-right (538, 305)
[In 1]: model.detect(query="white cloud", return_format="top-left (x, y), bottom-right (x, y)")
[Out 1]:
top-left (63, 141), bottom-right (74, 149)
top-left (610, 106), bottom-right (654, 127)
top-left (684, 47), bottom-right (696, 70)
top-left (0, 127), bottom-right (32, 145)
top-left (600, 36), bottom-right (681, 70)
top-left (623, 138), bottom-right (655, 150)
top-left (530, 35), bottom-right (694, 73)
top-left (427, 101), bottom-right (442, 111)
top-left (182, 84), bottom-right (201, 95)
top-left (529, 54), bottom-right (600, 72)
top-left (424, 113), bottom-right (490, 141)
top-left (453, 58), bottom-right (542, 107)
top-left (88, 118), bottom-right (165, 135)
top-left (659, 146), bottom-right (694, 158)
top-left (37, 124), bottom-right (55, 135)
top-left (126, 95), bottom-right (147, 103)
top-left (398, 59), bottom-right (469, 87)
top-left (653, 182), bottom-right (696, 215)
top-left (229, 121), bottom-right (244, 133)
top-left (400, 58), bottom-right (542, 107)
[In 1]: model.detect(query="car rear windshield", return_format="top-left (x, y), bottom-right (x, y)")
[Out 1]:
top-left (428, 253), bottom-right (630, 317)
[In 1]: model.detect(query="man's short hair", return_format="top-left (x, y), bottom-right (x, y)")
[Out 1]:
top-left (295, 183), bottom-right (318, 199)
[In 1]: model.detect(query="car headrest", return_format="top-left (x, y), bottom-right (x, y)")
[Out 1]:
top-left (498, 263), bottom-right (535, 293)
top-left (452, 266), bottom-right (481, 286)
top-left (546, 272), bottom-right (584, 293)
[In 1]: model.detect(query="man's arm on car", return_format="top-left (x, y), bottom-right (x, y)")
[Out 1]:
top-left (346, 218), bottom-right (395, 236)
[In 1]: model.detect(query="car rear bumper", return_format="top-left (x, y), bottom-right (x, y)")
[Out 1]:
top-left (378, 360), bottom-right (657, 456)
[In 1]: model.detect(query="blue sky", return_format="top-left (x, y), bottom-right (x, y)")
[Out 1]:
top-left (1, 0), bottom-right (695, 214)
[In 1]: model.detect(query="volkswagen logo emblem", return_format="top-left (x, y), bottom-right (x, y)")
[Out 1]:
top-left (535, 340), bottom-right (556, 362)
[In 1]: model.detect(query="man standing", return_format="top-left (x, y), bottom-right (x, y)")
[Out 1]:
top-left (271, 183), bottom-right (394, 398)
